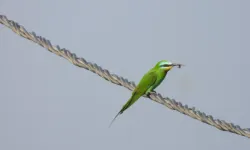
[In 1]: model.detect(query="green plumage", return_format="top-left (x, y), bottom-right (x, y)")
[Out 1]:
top-left (109, 60), bottom-right (182, 127)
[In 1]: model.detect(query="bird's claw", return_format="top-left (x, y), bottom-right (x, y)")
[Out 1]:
top-left (151, 90), bottom-right (156, 94)
top-left (146, 90), bottom-right (156, 97)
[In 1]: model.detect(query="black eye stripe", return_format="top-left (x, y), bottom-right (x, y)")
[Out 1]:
top-left (160, 64), bottom-right (171, 67)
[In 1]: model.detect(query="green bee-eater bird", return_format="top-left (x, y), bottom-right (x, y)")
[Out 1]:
top-left (109, 60), bottom-right (183, 127)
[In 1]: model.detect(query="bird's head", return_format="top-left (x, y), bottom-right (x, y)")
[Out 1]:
top-left (155, 60), bottom-right (184, 71)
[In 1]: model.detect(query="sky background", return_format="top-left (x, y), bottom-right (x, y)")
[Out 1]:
top-left (0, 0), bottom-right (250, 149)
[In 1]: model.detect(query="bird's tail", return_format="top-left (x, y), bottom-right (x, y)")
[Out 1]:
top-left (108, 111), bottom-right (122, 128)
top-left (108, 92), bottom-right (142, 128)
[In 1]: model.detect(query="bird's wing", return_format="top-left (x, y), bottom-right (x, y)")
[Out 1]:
top-left (135, 71), bottom-right (158, 94)
top-left (120, 71), bottom-right (158, 112)
top-left (109, 71), bottom-right (157, 127)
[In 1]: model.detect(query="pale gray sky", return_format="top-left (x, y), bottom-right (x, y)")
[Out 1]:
top-left (0, 0), bottom-right (250, 149)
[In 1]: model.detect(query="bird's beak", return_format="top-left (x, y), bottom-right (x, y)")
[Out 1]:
top-left (164, 65), bottom-right (173, 71)
top-left (171, 63), bottom-right (184, 68)
top-left (163, 63), bottom-right (184, 71)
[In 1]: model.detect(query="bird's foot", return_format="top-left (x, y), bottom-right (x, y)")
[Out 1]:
top-left (146, 90), bottom-right (156, 97)
top-left (151, 90), bottom-right (156, 93)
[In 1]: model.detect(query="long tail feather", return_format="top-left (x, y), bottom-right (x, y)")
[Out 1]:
top-left (109, 92), bottom-right (142, 127)
top-left (108, 111), bottom-right (122, 128)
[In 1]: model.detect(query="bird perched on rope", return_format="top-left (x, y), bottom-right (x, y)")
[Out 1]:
top-left (109, 60), bottom-right (184, 127)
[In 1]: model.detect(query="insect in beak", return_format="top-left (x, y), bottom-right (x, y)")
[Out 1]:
top-left (172, 63), bottom-right (184, 68)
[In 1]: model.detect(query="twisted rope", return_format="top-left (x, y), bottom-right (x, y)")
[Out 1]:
top-left (0, 15), bottom-right (249, 138)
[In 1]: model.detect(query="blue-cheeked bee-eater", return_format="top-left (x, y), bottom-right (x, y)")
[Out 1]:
top-left (109, 60), bottom-right (183, 127)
